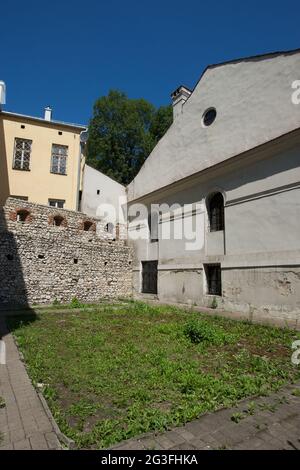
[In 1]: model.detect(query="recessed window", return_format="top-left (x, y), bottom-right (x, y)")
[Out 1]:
top-left (58, 131), bottom-right (63, 135)
top-left (6, 254), bottom-right (14, 261)
top-left (49, 199), bottom-right (65, 209)
top-left (97, 189), bottom-right (100, 195)
top-left (148, 212), bottom-right (159, 242)
top-left (21, 125), bottom-right (25, 129)
top-left (142, 260), bottom-right (158, 294)
top-left (205, 264), bottom-right (222, 296)
top-left (202, 108), bottom-right (217, 127)
top-left (207, 192), bottom-right (224, 232)
top-left (13, 138), bottom-right (32, 170)
top-left (105, 222), bottom-right (114, 234)
top-left (53, 215), bottom-right (65, 227)
top-left (51, 144), bottom-right (68, 175)
top-left (83, 221), bottom-right (94, 232)
top-left (38, 254), bottom-right (45, 259)
top-left (16, 209), bottom-right (30, 223)
top-left (74, 258), bottom-right (78, 264)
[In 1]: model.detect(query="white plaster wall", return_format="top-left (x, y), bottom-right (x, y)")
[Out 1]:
top-left (128, 51), bottom-right (300, 201)
top-left (81, 165), bottom-right (126, 224)
top-left (129, 139), bottom-right (300, 320)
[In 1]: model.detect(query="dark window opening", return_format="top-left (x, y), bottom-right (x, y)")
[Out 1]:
top-left (58, 131), bottom-right (63, 135)
top-left (6, 254), bottom-right (14, 261)
top-left (16, 209), bottom-right (30, 223)
top-left (53, 215), bottom-right (64, 227)
top-left (83, 221), bottom-right (94, 232)
top-left (148, 212), bottom-right (159, 242)
top-left (74, 258), bottom-right (78, 264)
top-left (21, 125), bottom-right (25, 129)
top-left (97, 189), bottom-right (100, 195)
top-left (105, 222), bottom-right (114, 234)
top-left (38, 254), bottom-right (45, 259)
top-left (202, 108), bottom-right (217, 127)
top-left (205, 264), bottom-right (222, 296)
top-left (142, 260), bottom-right (158, 294)
top-left (208, 192), bottom-right (224, 232)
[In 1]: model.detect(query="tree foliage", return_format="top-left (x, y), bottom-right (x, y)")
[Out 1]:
top-left (87, 90), bottom-right (172, 185)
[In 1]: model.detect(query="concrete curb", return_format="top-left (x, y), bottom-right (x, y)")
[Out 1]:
top-left (37, 391), bottom-right (76, 450)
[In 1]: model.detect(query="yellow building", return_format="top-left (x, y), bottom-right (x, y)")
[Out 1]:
top-left (0, 107), bottom-right (87, 210)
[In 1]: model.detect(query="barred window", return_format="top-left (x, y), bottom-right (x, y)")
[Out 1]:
top-left (208, 192), bottom-right (224, 232)
top-left (51, 144), bottom-right (68, 175)
top-left (13, 138), bottom-right (32, 170)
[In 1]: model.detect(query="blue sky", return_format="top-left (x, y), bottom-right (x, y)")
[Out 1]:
top-left (2, 0), bottom-right (300, 125)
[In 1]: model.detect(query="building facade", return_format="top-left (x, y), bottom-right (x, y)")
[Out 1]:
top-left (80, 164), bottom-right (126, 232)
top-left (127, 50), bottom-right (300, 327)
top-left (0, 107), bottom-right (86, 210)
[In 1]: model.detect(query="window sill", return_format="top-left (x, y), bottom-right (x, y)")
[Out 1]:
top-left (50, 171), bottom-right (67, 176)
top-left (12, 168), bottom-right (31, 171)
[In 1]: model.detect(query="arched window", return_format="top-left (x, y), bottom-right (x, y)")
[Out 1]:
top-left (83, 221), bottom-right (94, 232)
top-left (105, 222), bottom-right (114, 234)
top-left (207, 192), bottom-right (224, 232)
top-left (53, 215), bottom-right (65, 227)
top-left (16, 209), bottom-right (30, 223)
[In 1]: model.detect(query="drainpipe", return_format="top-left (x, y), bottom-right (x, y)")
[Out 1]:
top-left (76, 128), bottom-right (88, 211)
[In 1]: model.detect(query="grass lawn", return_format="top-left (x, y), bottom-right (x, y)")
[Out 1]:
top-left (7, 301), bottom-right (300, 449)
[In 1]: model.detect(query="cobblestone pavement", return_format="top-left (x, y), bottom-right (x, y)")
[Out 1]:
top-left (112, 382), bottom-right (300, 450)
top-left (0, 316), bottom-right (61, 450)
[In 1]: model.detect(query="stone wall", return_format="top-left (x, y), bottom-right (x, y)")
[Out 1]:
top-left (0, 198), bottom-right (132, 306)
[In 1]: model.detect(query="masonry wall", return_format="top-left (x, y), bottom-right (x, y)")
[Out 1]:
top-left (0, 198), bottom-right (132, 306)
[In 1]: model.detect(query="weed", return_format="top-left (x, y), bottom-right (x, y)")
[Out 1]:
top-left (231, 412), bottom-right (244, 423)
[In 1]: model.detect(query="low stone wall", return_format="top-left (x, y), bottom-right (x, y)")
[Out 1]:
top-left (0, 198), bottom-right (132, 306)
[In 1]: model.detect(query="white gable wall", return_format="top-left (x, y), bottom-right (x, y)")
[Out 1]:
top-left (128, 51), bottom-right (300, 201)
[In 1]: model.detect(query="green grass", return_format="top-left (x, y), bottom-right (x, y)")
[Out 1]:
top-left (7, 301), bottom-right (300, 449)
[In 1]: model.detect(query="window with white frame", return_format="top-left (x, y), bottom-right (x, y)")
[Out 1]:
top-left (13, 138), bottom-right (32, 170)
top-left (48, 199), bottom-right (65, 209)
top-left (51, 144), bottom-right (68, 175)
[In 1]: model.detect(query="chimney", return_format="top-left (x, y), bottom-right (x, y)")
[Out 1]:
top-left (0, 81), bottom-right (6, 109)
top-left (44, 106), bottom-right (52, 121)
top-left (171, 85), bottom-right (192, 120)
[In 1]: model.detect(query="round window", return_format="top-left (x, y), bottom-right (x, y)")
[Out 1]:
top-left (202, 108), bottom-right (217, 127)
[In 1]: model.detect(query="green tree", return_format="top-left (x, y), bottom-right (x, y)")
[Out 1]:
top-left (87, 90), bottom-right (172, 185)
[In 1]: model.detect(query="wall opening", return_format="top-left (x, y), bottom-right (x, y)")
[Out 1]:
top-left (142, 260), bottom-right (158, 294)
top-left (16, 209), bottom-right (30, 223)
top-left (83, 221), bottom-right (94, 232)
top-left (207, 192), bottom-right (225, 232)
top-left (204, 264), bottom-right (222, 296)
top-left (105, 222), bottom-right (114, 234)
top-left (53, 215), bottom-right (65, 227)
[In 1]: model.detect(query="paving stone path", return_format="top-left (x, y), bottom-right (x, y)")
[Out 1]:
top-left (0, 316), bottom-right (61, 450)
top-left (112, 382), bottom-right (300, 450)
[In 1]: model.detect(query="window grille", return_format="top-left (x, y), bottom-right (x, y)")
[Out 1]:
top-left (51, 144), bottom-right (68, 175)
top-left (208, 193), bottom-right (224, 232)
top-left (13, 138), bottom-right (32, 170)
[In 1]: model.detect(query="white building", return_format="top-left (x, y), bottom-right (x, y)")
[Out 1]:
top-left (126, 49), bottom-right (300, 327)
top-left (80, 164), bottom-right (126, 236)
